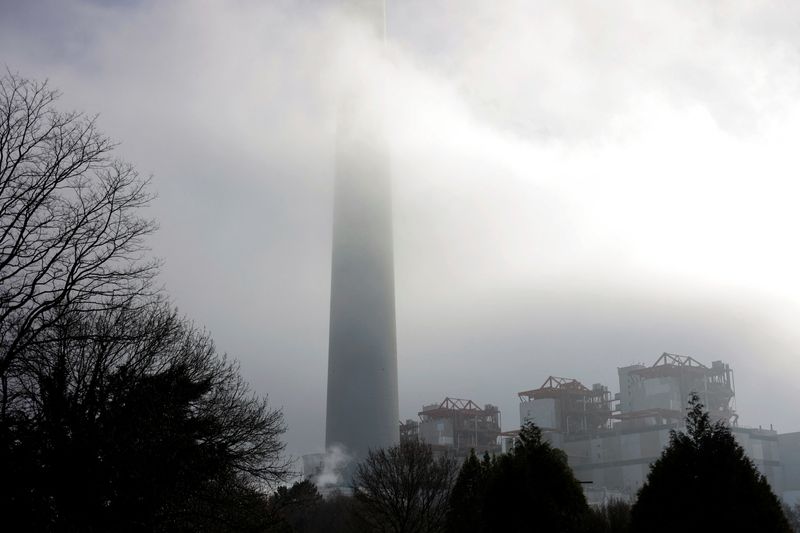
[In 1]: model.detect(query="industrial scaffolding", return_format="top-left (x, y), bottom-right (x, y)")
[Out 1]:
top-left (518, 376), bottom-right (613, 435)
top-left (418, 397), bottom-right (501, 457)
top-left (618, 353), bottom-right (737, 425)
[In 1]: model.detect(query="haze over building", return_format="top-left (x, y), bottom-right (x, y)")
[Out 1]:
top-left (514, 353), bottom-right (796, 504)
top-left (324, 0), bottom-right (399, 464)
top-left (395, 352), bottom-right (799, 506)
top-left (401, 397), bottom-right (502, 460)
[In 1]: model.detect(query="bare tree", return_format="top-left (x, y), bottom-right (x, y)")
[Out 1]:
top-left (354, 440), bottom-right (458, 533)
top-left (0, 73), bottom-right (291, 531)
top-left (0, 71), bottom-right (158, 418)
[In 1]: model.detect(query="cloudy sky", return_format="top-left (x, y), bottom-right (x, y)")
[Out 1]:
top-left (3, 0), bottom-right (799, 461)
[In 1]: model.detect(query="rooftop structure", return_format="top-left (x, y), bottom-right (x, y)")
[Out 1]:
top-left (519, 376), bottom-right (612, 436)
top-left (617, 353), bottom-right (736, 427)
top-left (517, 353), bottom-right (784, 498)
top-left (417, 397), bottom-right (501, 458)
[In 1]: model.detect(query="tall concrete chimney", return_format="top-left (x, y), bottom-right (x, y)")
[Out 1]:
top-left (325, 0), bottom-right (399, 465)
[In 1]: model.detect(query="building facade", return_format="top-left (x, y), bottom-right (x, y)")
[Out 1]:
top-left (406, 397), bottom-right (501, 459)
top-left (519, 353), bottom-right (787, 499)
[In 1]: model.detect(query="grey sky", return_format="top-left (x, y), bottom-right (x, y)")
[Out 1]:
top-left (2, 0), bottom-right (799, 461)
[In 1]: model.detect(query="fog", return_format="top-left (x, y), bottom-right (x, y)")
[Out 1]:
top-left (3, 0), bottom-right (799, 460)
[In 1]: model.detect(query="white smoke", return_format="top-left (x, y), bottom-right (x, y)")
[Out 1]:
top-left (314, 445), bottom-right (352, 491)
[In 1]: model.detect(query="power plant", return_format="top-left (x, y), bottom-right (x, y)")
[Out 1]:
top-left (312, 3), bottom-right (800, 504)
top-left (324, 0), bottom-right (399, 465)
top-left (511, 353), bottom-right (797, 504)
top-left (400, 397), bottom-right (502, 459)
top-left (389, 353), bottom-right (799, 506)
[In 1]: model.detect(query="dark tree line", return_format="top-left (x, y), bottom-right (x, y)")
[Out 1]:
top-left (446, 423), bottom-right (591, 533)
top-left (0, 72), bottom-right (290, 532)
top-left (267, 480), bottom-right (355, 533)
top-left (267, 396), bottom-right (795, 533)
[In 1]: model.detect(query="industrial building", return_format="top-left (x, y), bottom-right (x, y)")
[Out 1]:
top-left (517, 353), bottom-right (788, 500)
top-left (616, 353), bottom-right (737, 426)
top-left (780, 432), bottom-right (800, 505)
top-left (405, 397), bottom-right (501, 459)
top-left (518, 376), bottom-right (612, 439)
top-left (307, 351), bottom-right (797, 503)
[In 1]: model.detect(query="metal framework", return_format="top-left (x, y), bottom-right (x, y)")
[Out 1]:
top-left (418, 397), bottom-right (501, 457)
top-left (655, 352), bottom-right (707, 368)
top-left (624, 353), bottom-right (737, 425)
top-left (518, 376), bottom-right (593, 399)
top-left (519, 376), bottom-right (613, 435)
top-left (419, 397), bottom-right (485, 418)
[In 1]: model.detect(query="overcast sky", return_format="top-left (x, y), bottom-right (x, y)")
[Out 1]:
top-left (3, 0), bottom-right (799, 461)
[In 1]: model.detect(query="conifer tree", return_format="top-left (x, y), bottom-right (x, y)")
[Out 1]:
top-left (448, 423), bottom-right (590, 533)
top-left (446, 449), bottom-right (489, 533)
top-left (630, 394), bottom-right (790, 533)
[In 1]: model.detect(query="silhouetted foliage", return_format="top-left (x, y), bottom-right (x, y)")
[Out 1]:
top-left (445, 450), bottom-right (491, 533)
top-left (268, 480), bottom-right (324, 532)
top-left (630, 393), bottom-right (791, 533)
top-left (0, 72), bottom-right (158, 409)
top-left (0, 73), bottom-right (290, 532)
top-left (354, 439), bottom-right (458, 533)
top-left (584, 499), bottom-right (631, 533)
top-left (447, 423), bottom-right (590, 533)
top-left (784, 502), bottom-right (800, 533)
top-left (267, 482), bottom-right (357, 533)
top-left (1, 301), bottom-right (290, 531)
top-left (303, 492), bottom-right (358, 533)
top-left (486, 423), bottom-right (590, 532)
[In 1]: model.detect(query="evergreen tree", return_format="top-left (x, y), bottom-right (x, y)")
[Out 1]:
top-left (585, 499), bottom-right (632, 533)
top-left (446, 449), bottom-right (489, 533)
top-left (630, 394), bottom-right (791, 533)
top-left (447, 423), bottom-right (590, 533)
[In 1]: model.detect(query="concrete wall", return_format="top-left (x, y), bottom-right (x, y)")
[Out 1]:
top-left (419, 417), bottom-right (455, 446)
top-left (780, 432), bottom-right (800, 503)
top-left (732, 427), bottom-right (783, 495)
top-left (520, 398), bottom-right (558, 430)
top-left (564, 426), bottom-right (672, 495)
top-left (558, 425), bottom-right (784, 497)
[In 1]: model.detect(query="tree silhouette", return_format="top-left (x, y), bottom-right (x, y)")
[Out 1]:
top-left (446, 450), bottom-right (491, 533)
top-left (0, 73), bottom-right (290, 532)
top-left (268, 480), bottom-right (324, 532)
top-left (585, 499), bottom-right (631, 533)
top-left (630, 393), bottom-right (790, 533)
top-left (0, 72), bottom-right (158, 413)
top-left (485, 423), bottom-right (590, 533)
top-left (1, 301), bottom-right (290, 531)
top-left (353, 439), bottom-right (458, 533)
top-left (784, 502), bottom-right (800, 533)
top-left (447, 423), bottom-right (590, 533)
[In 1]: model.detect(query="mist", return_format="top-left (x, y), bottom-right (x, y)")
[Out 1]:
top-left (3, 0), bottom-right (799, 461)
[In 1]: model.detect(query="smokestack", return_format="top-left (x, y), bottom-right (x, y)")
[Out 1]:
top-left (325, 0), bottom-right (399, 470)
